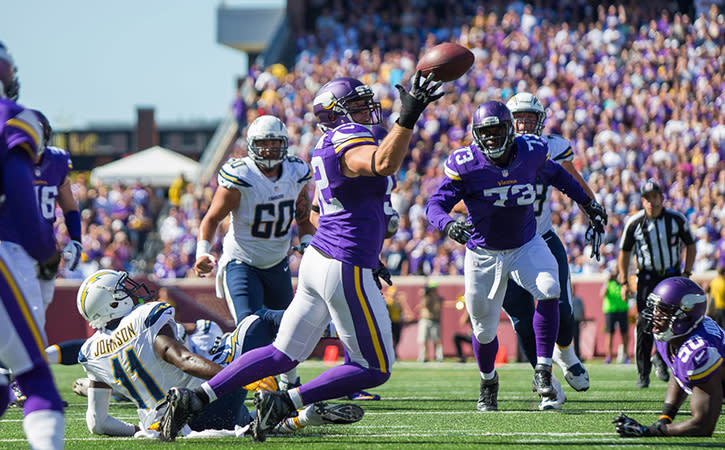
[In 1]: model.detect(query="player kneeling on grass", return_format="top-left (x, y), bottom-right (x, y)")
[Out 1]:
top-left (613, 277), bottom-right (724, 437)
top-left (74, 269), bottom-right (362, 438)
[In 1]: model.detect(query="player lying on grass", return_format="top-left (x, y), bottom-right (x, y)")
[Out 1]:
top-left (73, 269), bottom-right (362, 438)
top-left (613, 277), bottom-right (723, 437)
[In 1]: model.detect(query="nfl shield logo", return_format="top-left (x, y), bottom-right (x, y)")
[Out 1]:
top-left (502, 170), bottom-right (509, 177)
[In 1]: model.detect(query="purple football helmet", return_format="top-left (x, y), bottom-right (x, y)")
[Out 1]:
top-left (32, 109), bottom-right (52, 148)
top-left (313, 77), bottom-right (381, 131)
top-left (471, 101), bottom-right (515, 161)
top-left (0, 41), bottom-right (19, 101)
top-left (643, 277), bottom-right (707, 342)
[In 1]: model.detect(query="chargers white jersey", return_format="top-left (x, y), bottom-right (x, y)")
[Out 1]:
top-left (79, 302), bottom-right (202, 430)
top-left (180, 319), bottom-right (223, 360)
top-left (534, 134), bottom-right (575, 235)
top-left (217, 156), bottom-right (312, 269)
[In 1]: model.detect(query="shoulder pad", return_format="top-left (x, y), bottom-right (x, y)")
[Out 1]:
top-left (5, 108), bottom-right (43, 160)
top-left (444, 146), bottom-right (479, 181)
top-left (285, 157), bottom-right (312, 183)
top-left (144, 302), bottom-right (175, 328)
top-left (219, 158), bottom-right (252, 188)
top-left (330, 123), bottom-right (376, 154)
top-left (546, 135), bottom-right (574, 162)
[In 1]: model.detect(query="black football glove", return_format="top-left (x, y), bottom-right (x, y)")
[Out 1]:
top-left (612, 413), bottom-right (668, 437)
top-left (581, 198), bottom-right (608, 229)
top-left (581, 198), bottom-right (607, 261)
top-left (395, 70), bottom-right (444, 129)
top-left (444, 218), bottom-right (473, 245)
top-left (37, 251), bottom-right (61, 281)
top-left (372, 261), bottom-right (392, 290)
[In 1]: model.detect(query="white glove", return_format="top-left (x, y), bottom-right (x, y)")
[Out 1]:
top-left (62, 240), bottom-right (83, 271)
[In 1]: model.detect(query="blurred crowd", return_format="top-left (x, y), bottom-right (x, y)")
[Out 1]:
top-left (57, 1), bottom-right (725, 280)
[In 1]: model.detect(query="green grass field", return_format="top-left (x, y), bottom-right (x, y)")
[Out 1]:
top-left (1, 360), bottom-right (723, 449)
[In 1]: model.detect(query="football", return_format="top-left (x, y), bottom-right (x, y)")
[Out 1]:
top-left (416, 43), bottom-right (474, 82)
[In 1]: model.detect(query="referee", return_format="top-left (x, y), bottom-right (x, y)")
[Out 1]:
top-left (617, 179), bottom-right (695, 388)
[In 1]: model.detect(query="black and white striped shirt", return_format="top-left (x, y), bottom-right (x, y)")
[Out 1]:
top-left (619, 208), bottom-right (695, 274)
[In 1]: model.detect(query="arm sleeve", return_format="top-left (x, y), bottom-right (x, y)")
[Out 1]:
top-left (426, 177), bottom-right (463, 231)
top-left (86, 387), bottom-right (136, 436)
top-left (539, 160), bottom-right (589, 205)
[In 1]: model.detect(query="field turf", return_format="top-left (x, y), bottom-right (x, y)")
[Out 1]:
top-left (1, 360), bottom-right (723, 449)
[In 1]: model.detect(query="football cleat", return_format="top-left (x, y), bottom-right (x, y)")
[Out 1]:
top-left (636, 376), bottom-right (650, 389)
top-left (538, 375), bottom-right (566, 410)
top-left (477, 373), bottom-right (499, 412)
top-left (306, 402), bottom-right (364, 426)
top-left (651, 355), bottom-right (670, 383)
top-left (347, 390), bottom-right (380, 401)
top-left (72, 377), bottom-right (90, 397)
top-left (252, 390), bottom-right (296, 442)
top-left (532, 364), bottom-right (557, 399)
top-left (553, 346), bottom-right (590, 391)
top-left (158, 387), bottom-right (206, 442)
top-left (561, 363), bottom-right (590, 392)
top-left (8, 382), bottom-right (25, 408)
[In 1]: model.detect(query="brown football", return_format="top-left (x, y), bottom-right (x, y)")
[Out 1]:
top-left (416, 43), bottom-right (474, 82)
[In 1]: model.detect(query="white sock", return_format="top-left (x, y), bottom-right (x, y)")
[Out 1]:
top-left (44, 345), bottom-right (60, 365)
top-left (287, 388), bottom-right (304, 410)
top-left (481, 370), bottom-right (496, 381)
top-left (200, 382), bottom-right (217, 403)
top-left (24, 409), bottom-right (64, 450)
top-left (280, 368), bottom-right (299, 386)
top-left (555, 344), bottom-right (580, 368)
top-left (536, 357), bottom-right (552, 367)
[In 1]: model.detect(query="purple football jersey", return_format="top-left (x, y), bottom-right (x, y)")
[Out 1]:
top-left (34, 146), bottom-right (72, 229)
top-left (310, 123), bottom-right (394, 268)
top-left (656, 317), bottom-right (725, 395)
top-left (0, 99), bottom-right (55, 261)
top-left (426, 135), bottom-right (589, 250)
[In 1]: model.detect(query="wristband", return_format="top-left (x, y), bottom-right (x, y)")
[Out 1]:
top-left (64, 210), bottom-right (82, 242)
top-left (682, 271), bottom-right (692, 277)
top-left (196, 240), bottom-right (212, 261)
top-left (661, 402), bottom-right (679, 421)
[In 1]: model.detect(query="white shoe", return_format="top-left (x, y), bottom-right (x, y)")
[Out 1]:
top-left (538, 375), bottom-right (566, 410)
top-left (553, 346), bottom-right (590, 392)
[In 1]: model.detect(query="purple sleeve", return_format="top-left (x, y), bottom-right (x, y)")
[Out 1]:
top-left (426, 177), bottom-right (462, 231)
top-left (538, 160), bottom-right (589, 205)
top-left (4, 151), bottom-right (56, 261)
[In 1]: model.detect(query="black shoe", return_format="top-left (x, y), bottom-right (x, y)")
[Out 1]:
top-left (252, 390), bottom-right (296, 442)
top-left (636, 376), bottom-right (650, 388)
top-left (651, 355), bottom-right (670, 382)
top-left (158, 387), bottom-right (207, 442)
top-left (532, 364), bottom-right (557, 399)
top-left (477, 373), bottom-right (499, 411)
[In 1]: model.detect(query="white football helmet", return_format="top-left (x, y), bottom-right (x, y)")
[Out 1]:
top-left (506, 92), bottom-right (546, 135)
top-left (77, 270), bottom-right (152, 329)
top-left (247, 115), bottom-right (288, 170)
